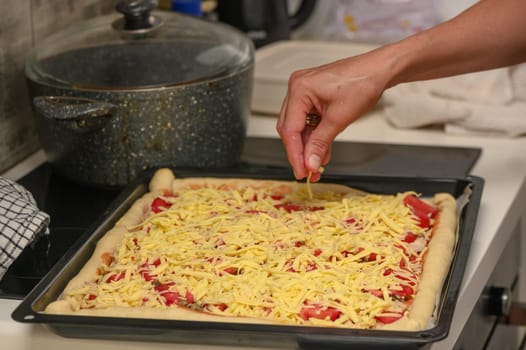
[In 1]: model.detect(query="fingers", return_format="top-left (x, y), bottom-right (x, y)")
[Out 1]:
top-left (277, 69), bottom-right (345, 181)
top-left (304, 118), bottom-right (339, 177)
top-left (277, 73), bottom-right (314, 180)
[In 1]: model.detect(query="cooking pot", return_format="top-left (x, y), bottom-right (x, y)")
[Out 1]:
top-left (25, 0), bottom-right (254, 187)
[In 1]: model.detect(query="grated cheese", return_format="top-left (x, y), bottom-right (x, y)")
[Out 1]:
top-left (68, 180), bottom-right (437, 329)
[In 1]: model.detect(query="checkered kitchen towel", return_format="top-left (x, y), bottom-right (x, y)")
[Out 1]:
top-left (0, 177), bottom-right (49, 279)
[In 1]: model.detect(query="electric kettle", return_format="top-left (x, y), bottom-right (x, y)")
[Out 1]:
top-left (216, 0), bottom-right (317, 47)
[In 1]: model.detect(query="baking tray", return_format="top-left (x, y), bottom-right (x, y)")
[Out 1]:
top-left (12, 168), bottom-right (484, 350)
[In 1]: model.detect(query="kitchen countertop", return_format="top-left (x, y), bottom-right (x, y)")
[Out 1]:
top-left (2, 110), bottom-right (526, 350)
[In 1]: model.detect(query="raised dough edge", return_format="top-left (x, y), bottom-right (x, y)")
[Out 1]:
top-left (383, 192), bottom-right (457, 331)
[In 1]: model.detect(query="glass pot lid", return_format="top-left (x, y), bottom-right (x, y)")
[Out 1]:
top-left (26, 0), bottom-right (254, 90)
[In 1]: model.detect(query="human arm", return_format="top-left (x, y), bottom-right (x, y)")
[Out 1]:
top-left (277, 0), bottom-right (526, 181)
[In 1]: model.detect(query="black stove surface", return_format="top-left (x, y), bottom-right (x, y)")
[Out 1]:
top-left (0, 138), bottom-right (481, 299)
top-left (0, 163), bottom-right (120, 299)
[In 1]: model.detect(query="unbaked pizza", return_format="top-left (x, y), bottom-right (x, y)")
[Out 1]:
top-left (45, 168), bottom-right (457, 331)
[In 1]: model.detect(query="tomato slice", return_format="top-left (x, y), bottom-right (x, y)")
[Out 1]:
top-left (215, 303), bottom-right (228, 311)
top-left (375, 313), bottom-right (403, 324)
top-left (404, 195), bottom-right (438, 217)
top-left (185, 290), bottom-right (195, 304)
top-left (274, 203), bottom-right (302, 212)
top-left (389, 285), bottom-right (414, 300)
top-left (106, 272), bottom-right (125, 283)
top-left (140, 269), bottom-right (156, 282)
top-left (403, 232), bottom-right (418, 243)
top-left (294, 241), bottom-right (305, 247)
top-left (300, 304), bottom-right (341, 321)
top-left (162, 291), bottom-right (182, 306)
top-left (273, 203), bottom-right (323, 213)
top-left (404, 195), bottom-right (438, 228)
top-left (305, 262), bottom-right (317, 272)
top-left (154, 281), bottom-right (175, 292)
top-left (222, 267), bottom-right (239, 275)
top-left (151, 197), bottom-right (171, 213)
top-left (366, 289), bottom-right (384, 298)
top-left (416, 214), bottom-right (431, 228)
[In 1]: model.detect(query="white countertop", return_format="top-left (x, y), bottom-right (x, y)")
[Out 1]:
top-left (2, 110), bottom-right (526, 350)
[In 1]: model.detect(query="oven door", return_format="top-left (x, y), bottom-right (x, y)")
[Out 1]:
top-left (454, 223), bottom-right (524, 349)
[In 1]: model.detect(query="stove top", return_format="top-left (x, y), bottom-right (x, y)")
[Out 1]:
top-left (0, 137), bottom-right (481, 299)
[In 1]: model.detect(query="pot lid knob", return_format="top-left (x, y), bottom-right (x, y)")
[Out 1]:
top-left (114, 0), bottom-right (162, 31)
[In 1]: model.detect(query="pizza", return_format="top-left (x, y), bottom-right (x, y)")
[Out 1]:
top-left (45, 168), bottom-right (457, 331)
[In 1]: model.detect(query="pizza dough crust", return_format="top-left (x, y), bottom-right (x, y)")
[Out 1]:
top-left (45, 168), bottom-right (458, 331)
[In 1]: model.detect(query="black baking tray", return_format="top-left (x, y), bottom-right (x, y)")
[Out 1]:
top-left (12, 168), bottom-right (484, 349)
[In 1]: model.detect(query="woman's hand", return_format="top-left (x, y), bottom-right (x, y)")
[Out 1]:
top-left (276, 49), bottom-right (394, 181)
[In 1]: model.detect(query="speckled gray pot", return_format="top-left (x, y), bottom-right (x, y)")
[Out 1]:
top-left (27, 65), bottom-right (253, 188)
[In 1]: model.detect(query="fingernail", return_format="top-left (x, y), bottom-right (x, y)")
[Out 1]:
top-left (308, 154), bottom-right (321, 171)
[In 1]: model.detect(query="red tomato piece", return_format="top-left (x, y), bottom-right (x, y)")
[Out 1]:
top-left (404, 195), bottom-right (438, 218)
top-left (144, 272), bottom-right (156, 282)
top-left (404, 195), bottom-right (438, 228)
top-left (185, 290), bottom-right (195, 304)
top-left (294, 241), bottom-right (305, 247)
top-left (305, 262), bottom-right (317, 272)
top-left (389, 285), bottom-right (414, 299)
top-left (270, 195), bottom-right (283, 200)
top-left (151, 197), bottom-right (171, 213)
top-left (300, 305), bottom-right (341, 321)
top-left (366, 289), bottom-right (384, 298)
top-left (222, 267), bottom-right (239, 275)
top-left (140, 269), bottom-right (156, 282)
top-left (215, 303), bottom-right (228, 311)
top-left (154, 281), bottom-right (175, 292)
top-left (399, 258), bottom-right (408, 270)
top-left (162, 291), bottom-right (182, 306)
top-left (341, 250), bottom-right (352, 257)
top-left (313, 248), bottom-right (322, 257)
top-left (285, 258), bottom-right (296, 272)
top-left (383, 268), bottom-right (393, 276)
top-left (403, 232), bottom-right (418, 243)
top-left (274, 203), bottom-right (302, 212)
top-left (308, 206), bottom-right (324, 211)
top-left (106, 272), bottom-right (125, 283)
top-left (375, 313), bottom-right (403, 324)
top-left (345, 217), bottom-right (356, 224)
top-left (416, 214), bottom-right (431, 228)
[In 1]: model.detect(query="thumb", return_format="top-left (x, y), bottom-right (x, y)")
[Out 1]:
top-left (304, 125), bottom-right (339, 172)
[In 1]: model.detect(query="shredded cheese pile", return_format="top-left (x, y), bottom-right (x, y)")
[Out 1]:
top-left (68, 181), bottom-right (435, 329)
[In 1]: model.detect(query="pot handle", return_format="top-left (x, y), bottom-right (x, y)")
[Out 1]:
top-left (33, 96), bottom-right (116, 133)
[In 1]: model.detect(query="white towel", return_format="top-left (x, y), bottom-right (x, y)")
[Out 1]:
top-left (382, 65), bottom-right (526, 137)
top-left (0, 177), bottom-right (50, 279)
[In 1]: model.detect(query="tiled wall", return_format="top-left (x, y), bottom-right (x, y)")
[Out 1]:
top-left (0, 0), bottom-right (117, 173)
